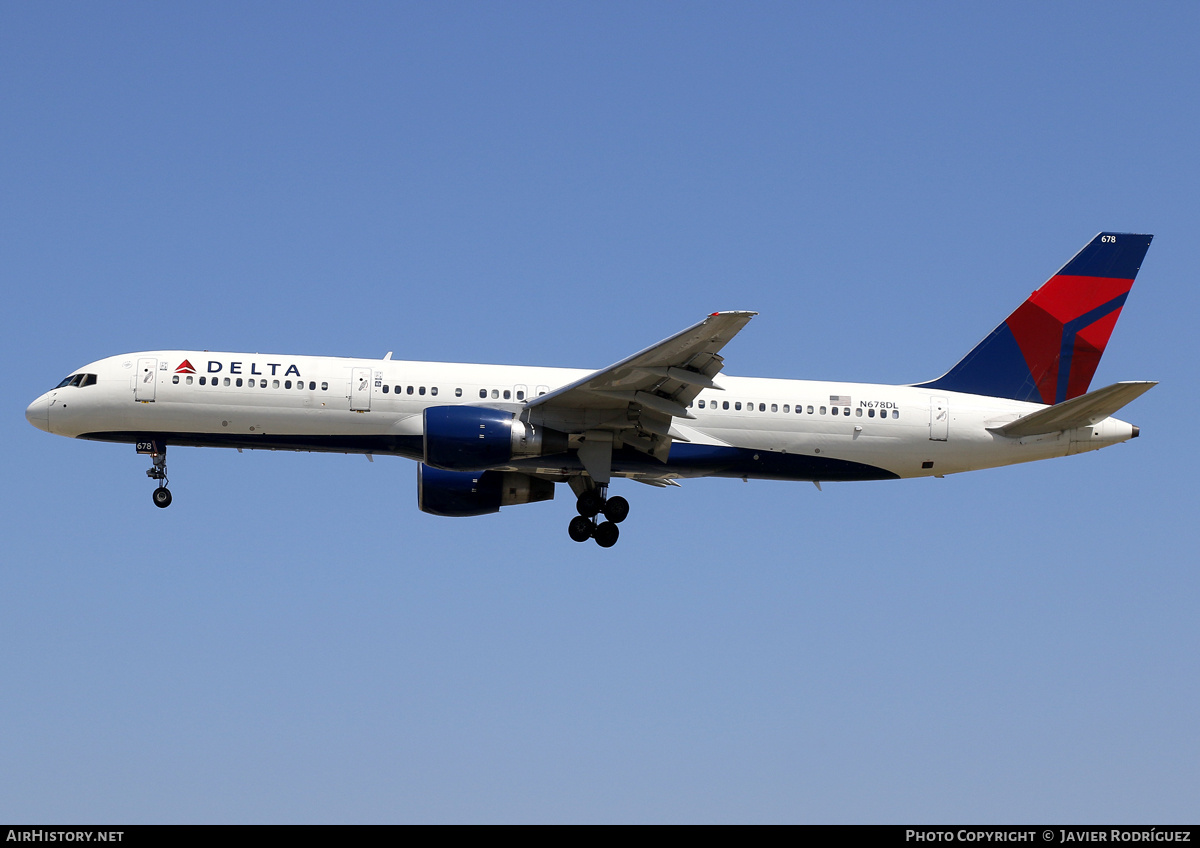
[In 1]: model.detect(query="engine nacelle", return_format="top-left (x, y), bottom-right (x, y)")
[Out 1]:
top-left (417, 464), bottom-right (555, 517)
top-left (422, 405), bottom-right (567, 471)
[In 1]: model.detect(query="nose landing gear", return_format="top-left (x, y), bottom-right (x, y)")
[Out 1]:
top-left (138, 441), bottom-right (172, 508)
top-left (567, 485), bottom-right (629, 547)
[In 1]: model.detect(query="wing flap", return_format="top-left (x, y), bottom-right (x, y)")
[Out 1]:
top-left (526, 311), bottom-right (756, 459)
top-left (527, 311), bottom-right (756, 411)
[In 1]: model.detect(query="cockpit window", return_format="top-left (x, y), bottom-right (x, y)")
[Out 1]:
top-left (54, 373), bottom-right (97, 389)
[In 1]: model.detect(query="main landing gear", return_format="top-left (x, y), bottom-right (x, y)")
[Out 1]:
top-left (143, 444), bottom-right (172, 508)
top-left (567, 486), bottom-right (630, 548)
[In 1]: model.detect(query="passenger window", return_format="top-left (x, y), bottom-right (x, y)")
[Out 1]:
top-left (820, 406), bottom-right (827, 415)
top-left (807, 405), bottom-right (814, 414)
top-left (892, 409), bottom-right (899, 419)
top-left (407, 386), bottom-right (414, 395)
top-left (236, 378), bottom-right (243, 387)
top-left (272, 380), bottom-right (280, 388)
top-left (261, 380), bottom-right (268, 388)
top-left (456, 388), bottom-right (463, 397)
top-left (831, 406), bottom-right (838, 415)
top-left (285, 380), bottom-right (293, 389)
top-left (782, 404), bottom-right (788, 413)
top-left (855, 408), bottom-right (862, 417)
top-left (868, 408), bottom-right (875, 418)
top-left (516, 390), bottom-right (524, 400)
top-left (186, 375), bottom-right (194, 384)
top-left (382, 385), bottom-right (388, 393)
top-left (503, 389), bottom-right (510, 400)
top-left (844, 408), bottom-right (850, 415)
top-left (224, 378), bottom-right (230, 386)
top-left (735, 402), bottom-right (742, 411)
top-left (698, 400), bottom-right (705, 409)
top-left (771, 403), bottom-right (778, 413)
top-left (419, 386), bottom-right (426, 396)
top-left (172, 375), bottom-right (179, 384)
top-left (199, 376), bottom-right (206, 386)
top-left (723, 401), bottom-right (729, 410)
top-left (321, 382), bottom-right (328, 391)
top-left (491, 389), bottom-right (499, 399)
top-left (480, 389), bottom-right (487, 398)
top-left (431, 387), bottom-right (438, 396)
top-left (759, 403), bottom-right (766, 412)
top-left (309, 382), bottom-right (316, 390)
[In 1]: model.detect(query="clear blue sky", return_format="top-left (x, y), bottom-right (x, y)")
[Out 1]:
top-left (3, 1), bottom-right (1197, 823)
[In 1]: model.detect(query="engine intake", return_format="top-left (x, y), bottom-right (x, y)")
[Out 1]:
top-left (417, 464), bottom-right (555, 517)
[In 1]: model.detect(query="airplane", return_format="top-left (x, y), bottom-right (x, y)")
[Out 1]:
top-left (25, 232), bottom-right (1155, 547)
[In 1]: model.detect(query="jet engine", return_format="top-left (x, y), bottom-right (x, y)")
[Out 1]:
top-left (417, 464), bottom-right (555, 517)
top-left (422, 405), bottom-right (568, 471)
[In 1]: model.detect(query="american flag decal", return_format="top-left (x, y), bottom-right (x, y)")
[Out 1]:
top-left (830, 395), bottom-right (851, 406)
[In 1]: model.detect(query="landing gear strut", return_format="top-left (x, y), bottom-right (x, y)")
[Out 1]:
top-left (143, 444), bottom-right (172, 508)
top-left (567, 485), bottom-right (629, 547)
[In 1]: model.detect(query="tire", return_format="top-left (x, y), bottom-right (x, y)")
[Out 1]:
top-left (602, 495), bottom-right (629, 524)
top-left (568, 515), bottom-right (593, 542)
top-left (576, 489), bottom-right (604, 518)
top-left (152, 487), bottom-right (172, 508)
top-left (593, 521), bottom-right (619, 548)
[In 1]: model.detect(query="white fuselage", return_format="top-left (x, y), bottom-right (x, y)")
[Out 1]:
top-left (25, 349), bottom-right (1138, 483)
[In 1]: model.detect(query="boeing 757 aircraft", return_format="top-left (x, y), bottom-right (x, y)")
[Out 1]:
top-left (26, 232), bottom-right (1154, 547)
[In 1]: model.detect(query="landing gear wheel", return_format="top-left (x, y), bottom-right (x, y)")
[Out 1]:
top-left (602, 496), bottom-right (629, 524)
top-left (152, 487), bottom-right (172, 508)
top-left (568, 515), bottom-right (593, 542)
top-left (576, 489), bottom-right (604, 518)
top-left (593, 521), bottom-right (619, 548)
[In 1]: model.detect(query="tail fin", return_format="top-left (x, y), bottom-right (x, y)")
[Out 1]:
top-left (915, 232), bottom-right (1153, 404)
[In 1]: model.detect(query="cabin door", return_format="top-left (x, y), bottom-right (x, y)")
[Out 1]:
top-left (135, 358), bottom-right (157, 401)
top-left (350, 368), bottom-right (372, 411)
top-left (929, 396), bottom-right (948, 441)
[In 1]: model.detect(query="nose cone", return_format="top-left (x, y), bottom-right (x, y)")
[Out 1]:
top-left (25, 394), bottom-right (49, 432)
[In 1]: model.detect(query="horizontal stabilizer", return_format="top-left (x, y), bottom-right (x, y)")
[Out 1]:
top-left (991, 381), bottom-right (1156, 437)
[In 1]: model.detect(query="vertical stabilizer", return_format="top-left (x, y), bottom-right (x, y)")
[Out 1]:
top-left (915, 232), bottom-right (1152, 404)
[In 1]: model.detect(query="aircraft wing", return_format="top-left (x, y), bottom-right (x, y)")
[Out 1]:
top-left (990, 381), bottom-right (1157, 437)
top-left (525, 311), bottom-right (756, 461)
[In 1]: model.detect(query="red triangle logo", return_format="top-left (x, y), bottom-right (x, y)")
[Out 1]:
top-left (175, 359), bottom-right (197, 374)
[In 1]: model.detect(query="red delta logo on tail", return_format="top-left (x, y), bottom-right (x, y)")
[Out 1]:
top-left (917, 232), bottom-right (1153, 405)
